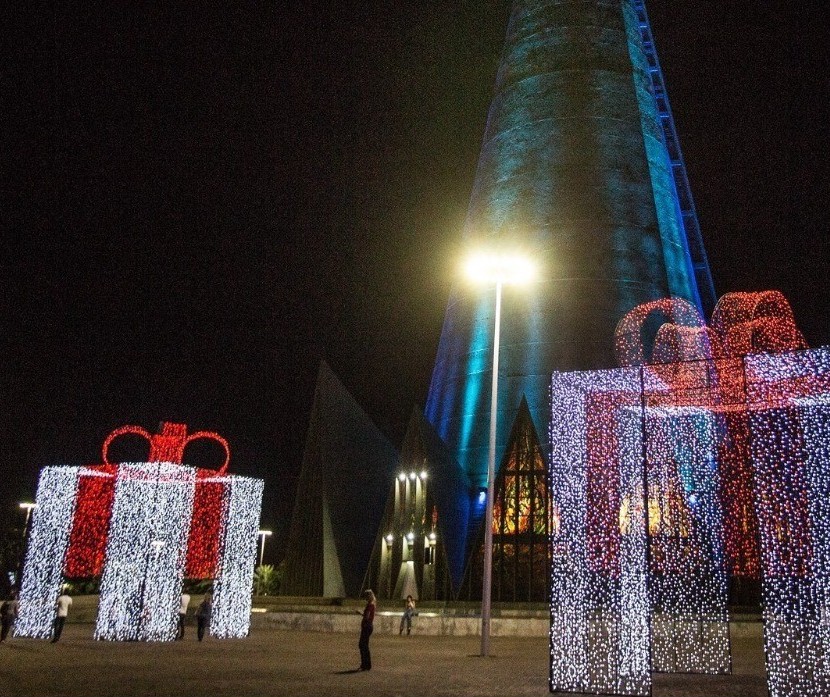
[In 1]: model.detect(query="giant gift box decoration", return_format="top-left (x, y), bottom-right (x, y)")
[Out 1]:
top-left (550, 292), bottom-right (829, 697)
top-left (16, 422), bottom-right (264, 641)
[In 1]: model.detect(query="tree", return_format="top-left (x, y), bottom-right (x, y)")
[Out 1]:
top-left (253, 563), bottom-right (282, 596)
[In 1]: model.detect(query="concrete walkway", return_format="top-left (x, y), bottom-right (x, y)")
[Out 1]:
top-left (0, 624), bottom-right (767, 697)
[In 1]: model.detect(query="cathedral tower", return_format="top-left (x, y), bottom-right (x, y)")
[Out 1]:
top-left (426, 0), bottom-right (715, 491)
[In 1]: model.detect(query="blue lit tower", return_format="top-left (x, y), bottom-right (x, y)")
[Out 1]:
top-left (426, 0), bottom-right (715, 493)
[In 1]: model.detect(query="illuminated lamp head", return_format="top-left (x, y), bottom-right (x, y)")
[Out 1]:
top-left (463, 249), bottom-right (538, 287)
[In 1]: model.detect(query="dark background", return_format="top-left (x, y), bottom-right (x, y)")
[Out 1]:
top-left (4, 1), bottom-right (828, 563)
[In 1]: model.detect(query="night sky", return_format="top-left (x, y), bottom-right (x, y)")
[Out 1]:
top-left (4, 1), bottom-right (828, 562)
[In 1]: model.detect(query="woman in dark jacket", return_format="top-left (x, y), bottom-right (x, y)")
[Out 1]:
top-left (358, 589), bottom-right (376, 670)
top-left (196, 593), bottom-right (212, 642)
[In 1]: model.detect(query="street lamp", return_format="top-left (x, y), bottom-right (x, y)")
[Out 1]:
top-left (18, 502), bottom-right (37, 538)
top-left (16, 502), bottom-right (38, 581)
top-left (464, 250), bottom-right (537, 657)
top-left (257, 529), bottom-right (272, 566)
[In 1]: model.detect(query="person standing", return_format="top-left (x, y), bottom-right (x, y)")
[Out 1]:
top-left (0, 590), bottom-right (19, 643)
top-left (52, 589), bottom-right (73, 643)
top-left (177, 593), bottom-right (191, 640)
top-left (358, 589), bottom-right (376, 671)
top-left (399, 595), bottom-right (415, 636)
top-left (196, 594), bottom-right (212, 642)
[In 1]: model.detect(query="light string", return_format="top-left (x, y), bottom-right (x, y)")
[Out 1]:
top-left (95, 462), bottom-right (196, 641)
top-left (16, 423), bottom-right (263, 643)
top-left (15, 467), bottom-right (81, 638)
top-left (211, 476), bottom-right (264, 638)
top-left (551, 291), bottom-right (824, 696)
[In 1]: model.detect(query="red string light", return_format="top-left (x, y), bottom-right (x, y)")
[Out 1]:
top-left (64, 466), bottom-right (116, 577)
top-left (18, 422), bottom-right (263, 642)
top-left (66, 422), bottom-right (234, 581)
top-left (552, 293), bottom-right (828, 693)
top-left (613, 291), bottom-right (809, 578)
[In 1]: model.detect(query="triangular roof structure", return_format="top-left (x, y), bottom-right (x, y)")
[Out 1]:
top-left (363, 408), bottom-right (471, 599)
top-left (281, 361), bottom-right (398, 598)
top-left (406, 409), bottom-right (471, 590)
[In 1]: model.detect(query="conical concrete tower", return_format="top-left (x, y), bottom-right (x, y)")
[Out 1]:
top-left (426, 0), bottom-right (715, 490)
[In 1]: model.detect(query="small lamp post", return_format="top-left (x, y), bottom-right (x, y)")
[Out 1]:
top-left (16, 502), bottom-right (38, 581)
top-left (257, 530), bottom-right (272, 566)
top-left (18, 502), bottom-right (37, 540)
top-left (464, 250), bottom-right (537, 657)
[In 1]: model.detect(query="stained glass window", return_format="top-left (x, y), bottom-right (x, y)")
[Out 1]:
top-left (467, 399), bottom-right (553, 602)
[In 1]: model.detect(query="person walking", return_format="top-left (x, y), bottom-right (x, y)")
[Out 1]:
top-left (0, 590), bottom-right (19, 643)
top-left (358, 589), bottom-right (376, 671)
top-left (399, 595), bottom-right (415, 636)
top-left (177, 593), bottom-right (191, 640)
top-left (52, 588), bottom-right (73, 643)
top-left (196, 594), bottom-right (212, 642)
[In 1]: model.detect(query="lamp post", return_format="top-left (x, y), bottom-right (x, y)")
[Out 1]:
top-left (257, 529), bottom-right (272, 566)
top-left (16, 502), bottom-right (37, 581)
top-left (464, 251), bottom-right (536, 657)
top-left (18, 502), bottom-right (36, 542)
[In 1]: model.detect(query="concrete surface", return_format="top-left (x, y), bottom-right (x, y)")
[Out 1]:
top-left (0, 624), bottom-right (767, 697)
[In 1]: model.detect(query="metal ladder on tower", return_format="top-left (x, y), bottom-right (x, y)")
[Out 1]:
top-left (632, 0), bottom-right (717, 315)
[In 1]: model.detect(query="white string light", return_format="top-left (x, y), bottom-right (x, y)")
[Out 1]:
top-left (15, 467), bottom-right (81, 638)
top-left (638, 402), bottom-right (730, 674)
top-left (549, 365), bottom-right (732, 694)
top-left (95, 462), bottom-right (196, 641)
top-left (211, 476), bottom-right (264, 639)
top-left (745, 349), bottom-right (830, 697)
top-left (15, 429), bottom-right (264, 645)
top-left (549, 368), bottom-right (651, 695)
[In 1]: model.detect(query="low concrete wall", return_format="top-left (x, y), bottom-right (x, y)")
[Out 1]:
top-left (252, 610), bottom-right (549, 636)
top-left (62, 596), bottom-right (764, 639)
top-left (252, 611), bottom-right (761, 638)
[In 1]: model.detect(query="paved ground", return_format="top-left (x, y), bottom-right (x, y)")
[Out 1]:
top-left (0, 625), bottom-right (767, 697)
